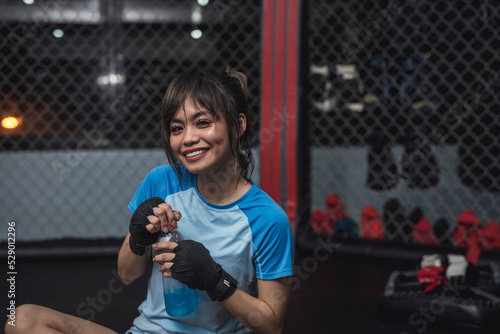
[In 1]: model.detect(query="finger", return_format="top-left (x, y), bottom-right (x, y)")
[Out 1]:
top-left (145, 215), bottom-right (161, 233)
top-left (159, 203), bottom-right (178, 231)
top-left (163, 271), bottom-right (172, 278)
top-left (153, 252), bottom-right (175, 263)
top-left (155, 203), bottom-right (177, 233)
top-left (158, 262), bottom-right (174, 273)
top-left (153, 206), bottom-right (170, 232)
top-left (154, 241), bottom-right (178, 251)
top-left (145, 224), bottom-right (159, 233)
top-left (174, 211), bottom-right (182, 221)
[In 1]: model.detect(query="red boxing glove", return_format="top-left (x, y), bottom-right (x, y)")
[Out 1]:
top-left (417, 266), bottom-right (450, 294)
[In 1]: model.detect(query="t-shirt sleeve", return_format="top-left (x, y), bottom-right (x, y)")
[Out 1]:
top-left (128, 165), bottom-right (181, 213)
top-left (128, 172), bottom-right (155, 214)
top-left (253, 208), bottom-right (295, 280)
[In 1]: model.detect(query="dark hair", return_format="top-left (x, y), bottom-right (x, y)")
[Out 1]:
top-left (160, 67), bottom-right (254, 180)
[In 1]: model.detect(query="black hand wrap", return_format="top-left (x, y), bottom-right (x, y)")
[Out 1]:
top-left (171, 240), bottom-right (238, 302)
top-left (129, 197), bottom-right (165, 255)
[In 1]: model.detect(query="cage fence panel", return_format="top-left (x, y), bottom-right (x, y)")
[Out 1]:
top-left (307, 0), bottom-right (500, 249)
top-left (0, 0), bottom-right (261, 242)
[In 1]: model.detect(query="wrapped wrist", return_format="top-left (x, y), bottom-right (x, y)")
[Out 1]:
top-left (129, 236), bottom-right (150, 256)
top-left (207, 269), bottom-right (238, 302)
top-left (128, 197), bottom-right (165, 255)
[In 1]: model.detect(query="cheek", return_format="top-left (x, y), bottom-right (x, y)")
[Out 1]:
top-left (212, 135), bottom-right (231, 153)
top-left (169, 136), bottom-right (181, 151)
top-left (210, 124), bottom-right (231, 146)
top-left (200, 128), bottom-right (220, 145)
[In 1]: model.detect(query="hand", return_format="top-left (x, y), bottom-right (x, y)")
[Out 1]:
top-left (153, 240), bottom-right (238, 301)
top-left (129, 197), bottom-right (181, 256)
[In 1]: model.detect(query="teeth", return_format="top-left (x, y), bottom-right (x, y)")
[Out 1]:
top-left (186, 149), bottom-right (207, 158)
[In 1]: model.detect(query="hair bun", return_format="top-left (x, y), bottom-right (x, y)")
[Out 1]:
top-left (224, 66), bottom-right (250, 101)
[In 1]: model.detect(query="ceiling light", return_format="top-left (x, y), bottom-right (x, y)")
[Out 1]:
top-left (191, 29), bottom-right (202, 40)
top-left (52, 29), bottom-right (64, 38)
top-left (97, 73), bottom-right (125, 85)
top-left (191, 5), bottom-right (202, 24)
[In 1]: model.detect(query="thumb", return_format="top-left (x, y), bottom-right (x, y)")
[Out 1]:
top-left (146, 223), bottom-right (161, 233)
top-left (174, 211), bottom-right (182, 221)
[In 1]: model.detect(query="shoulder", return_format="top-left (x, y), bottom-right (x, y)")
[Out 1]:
top-left (146, 164), bottom-right (180, 178)
top-left (145, 165), bottom-right (192, 187)
top-left (250, 187), bottom-right (288, 219)
top-left (128, 164), bottom-right (194, 212)
top-left (242, 186), bottom-right (291, 232)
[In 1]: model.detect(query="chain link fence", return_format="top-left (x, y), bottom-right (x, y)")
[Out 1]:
top-left (2, 0), bottom-right (500, 252)
top-left (0, 0), bottom-right (261, 242)
top-left (307, 0), bottom-right (500, 250)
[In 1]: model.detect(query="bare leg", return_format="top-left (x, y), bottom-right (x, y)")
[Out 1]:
top-left (5, 304), bottom-right (118, 334)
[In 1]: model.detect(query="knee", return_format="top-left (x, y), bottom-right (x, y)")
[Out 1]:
top-left (5, 304), bottom-right (39, 334)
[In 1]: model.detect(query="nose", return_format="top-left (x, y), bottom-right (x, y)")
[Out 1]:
top-left (182, 124), bottom-right (200, 146)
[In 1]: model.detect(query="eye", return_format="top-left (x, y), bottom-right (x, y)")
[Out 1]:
top-left (196, 119), bottom-right (212, 127)
top-left (170, 125), bottom-right (183, 134)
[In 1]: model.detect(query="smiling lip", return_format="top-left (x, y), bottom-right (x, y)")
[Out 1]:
top-left (183, 148), bottom-right (209, 162)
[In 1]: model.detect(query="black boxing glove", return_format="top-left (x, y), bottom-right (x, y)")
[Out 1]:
top-left (171, 240), bottom-right (238, 302)
top-left (129, 197), bottom-right (165, 255)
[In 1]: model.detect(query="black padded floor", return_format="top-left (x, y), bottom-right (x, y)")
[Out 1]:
top-left (6, 246), bottom-right (497, 334)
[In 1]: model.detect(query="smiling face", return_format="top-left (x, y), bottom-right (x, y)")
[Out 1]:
top-left (169, 99), bottom-right (236, 176)
top-left (161, 69), bottom-right (254, 180)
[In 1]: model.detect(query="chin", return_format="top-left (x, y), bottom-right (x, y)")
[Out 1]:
top-left (181, 162), bottom-right (206, 175)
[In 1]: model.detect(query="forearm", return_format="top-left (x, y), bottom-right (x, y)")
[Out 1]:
top-left (221, 286), bottom-right (289, 334)
top-left (117, 233), bottom-right (151, 285)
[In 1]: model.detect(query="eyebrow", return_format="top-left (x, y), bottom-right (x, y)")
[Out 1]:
top-left (171, 110), bottom-right (210, 124)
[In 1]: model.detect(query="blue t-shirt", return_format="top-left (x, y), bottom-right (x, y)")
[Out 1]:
top-left (125, 165), bottom-right (294, 334)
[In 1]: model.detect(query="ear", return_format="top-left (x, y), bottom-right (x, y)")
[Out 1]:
top-left (238, 113), bottom-right (247, 136)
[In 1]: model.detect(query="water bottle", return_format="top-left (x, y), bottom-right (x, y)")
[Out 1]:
top-left (154, 223), bottom-right (198, 317)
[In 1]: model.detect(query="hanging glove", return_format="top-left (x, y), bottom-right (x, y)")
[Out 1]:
top-left (401, 104), bottom-right (440, 189)
top-left (365, 129), bottom-right (398, 191)
top-left (382, 198), bottom-right (407, 243)
top-left (129, 197), bottom-right (166, 255)
top-left (171, 240), bottom-right (239, 302)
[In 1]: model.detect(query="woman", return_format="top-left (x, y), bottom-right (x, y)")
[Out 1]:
top-left (7, 68), bottom-right (294, 334)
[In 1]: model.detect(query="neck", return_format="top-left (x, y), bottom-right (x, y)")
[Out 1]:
top-left (196, 161), bottom-right (251, 206)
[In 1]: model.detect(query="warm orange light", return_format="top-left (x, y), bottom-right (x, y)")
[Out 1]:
top-left (1, 116), bottom-right (21, 129)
